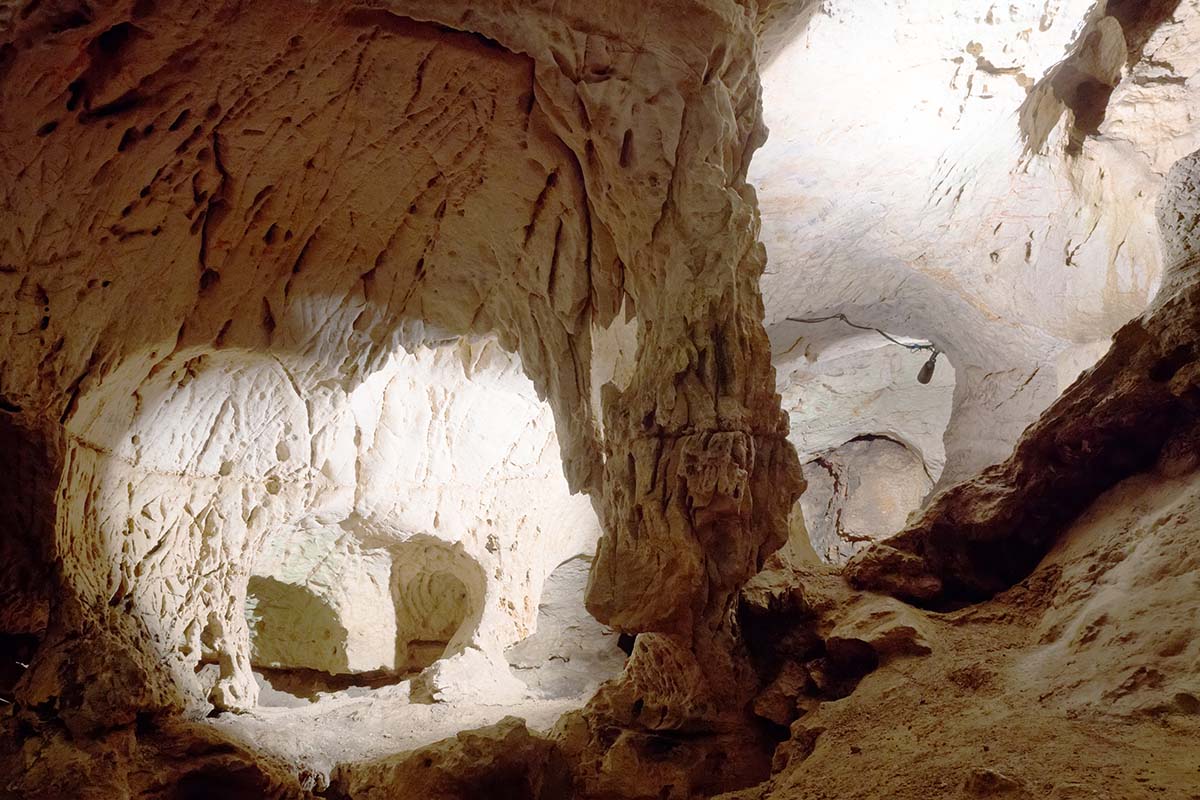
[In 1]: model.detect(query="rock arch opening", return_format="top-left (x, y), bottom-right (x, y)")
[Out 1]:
top-left (770, 323), bottom-right (956, 564)
top-left (52, 332), bottom-right (607, 725)
top-left (390, 538), bottom-right (483, 672)
top-left (247, 528), bottom-right (398, 681)
top-left (799, 434), bottom-right (935, 564)
top-left (246, 577), bottom-right (353, 675)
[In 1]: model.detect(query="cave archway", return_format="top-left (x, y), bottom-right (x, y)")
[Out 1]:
top-left (770, 323), bottom-right (957, 562)
top-left (799, 434), bottom-right (935, 564)
top-left (390, 537), bottom-right (485, 672)
top-left (56, 331), bottom-right (604, 717)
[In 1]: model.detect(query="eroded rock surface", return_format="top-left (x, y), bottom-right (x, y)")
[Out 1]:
top-left (1, 0), bottom-right (799, 794)
top-left (3, 0), bottom-right (1200, 798)
top-left (328, 716), bottom-right (570, 800)
top-left (775, 334), bottom-right (955, 482)
top-left (757, 0), bottom-right (1200, 485)
top-left (506, 555), bottom-right (627, 701)
top-left (800, 436), bottom-right (932, 564)
top-left (720, 463), bottom-right (1200, 800)
top-left (848, 145), bottom-right (1200, 603)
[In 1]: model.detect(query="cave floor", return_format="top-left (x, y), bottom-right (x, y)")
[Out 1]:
top-left (741, 618), bottom-right (1200, 799)
top-left (729, 471), bottom-right (1200, 800)
top-left (205, 670), bottom-right (581, 783)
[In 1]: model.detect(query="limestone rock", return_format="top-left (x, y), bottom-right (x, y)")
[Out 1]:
top-left (328, 716), bottom-right (569, 800)
top-left (800, 436), bottom-right (934, 564)
top-left (774, 332), bottom-right (955, 482)
top-left (963, 768), bottom-right (1029, 797)
top-left (1020, 471), bottom-right (1200, 716)
top-left (505, 555), bottom-right (627, 701)
top-left (4, 0), bottom-right (1200, 798)
top-left (0, 0), bottom-right (800, 737)
top-left (751, 661), bottom-right (812, 727)
top-left (0, 715), bottom-right (312, 800)
top-left (826, 603), bottom-right (934, 662)
top-left (756, 0), bottom-right (1200, 486)
top-left (850, 144), bottom-right (1200, 603)
top-left (843, 544), bottom-right (943, 603)
top-left (728, 465), bottom-right (1200, 800)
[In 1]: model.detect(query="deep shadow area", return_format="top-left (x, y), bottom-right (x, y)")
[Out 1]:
top-left (0, 413), bottom-right (60, 639)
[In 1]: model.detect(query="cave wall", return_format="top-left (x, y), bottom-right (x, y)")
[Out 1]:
top-left (756, 0), bottom-right (1200, 484)
top-left (774, 333), bottom-right (955, 478)
top-left (0, 2), bottom-right (801, 784)
top-left (849, 143), bottom-right (1200, 604)
top-left (7, 1), bottom-right (1199, 798)
top-left (238, 339), bottom-right (601, 680)
top-left (800, 436), bottom-right (933, 564)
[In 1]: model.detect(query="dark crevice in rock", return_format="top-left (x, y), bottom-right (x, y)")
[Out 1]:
top-left (1106, 0), bottom-right (1182, 65)
top-left (1019, 0), bottom-right (1181, 156)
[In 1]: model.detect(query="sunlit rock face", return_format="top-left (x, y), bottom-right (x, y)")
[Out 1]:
top-left (849, 143), bottom-right (1200, 604)
top-left (729, 146), bottom-right (1200, 800)
top-left (773, 331), bottom-right (954, 561)
top-left (237, 340), bottom-right (601, 679)
top-left (1, 0), bottom-right (800, 794)
top-left (57, 337), bottom-right (594, 707)
top-left (756, 0), bottom-right (1200, 483)
top-left (506, 555), bottom-right (627, 700)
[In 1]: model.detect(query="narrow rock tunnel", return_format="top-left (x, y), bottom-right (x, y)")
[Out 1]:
top-left (770, 321), bottom-right (957, 563)
top-left (3, 1), bottom-right (1200, 799)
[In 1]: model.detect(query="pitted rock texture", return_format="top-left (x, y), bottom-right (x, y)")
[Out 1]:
top-left (0, 715), bottom-right (311, 800)
top-left (5, 1), bottom-right (1200, 798)
top-left (228, 340), bottom-right (601, 679)
top-left (1, 0), bottom-right (800, 794)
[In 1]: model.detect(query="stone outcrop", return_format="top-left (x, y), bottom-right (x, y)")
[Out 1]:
top-left (848, 145), bottom-right (1200, 603)
top-left (721, 464), bottom-right (1200, 799)
top-left (0, 715), bottom-right (311, 799)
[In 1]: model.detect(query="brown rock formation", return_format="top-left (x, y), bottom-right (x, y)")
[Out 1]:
top-left (4, 1), bottom-right (1200, 799)
top-left (329, 716), bottom-right (570, 800)
top-left (848, 145), bottom-right (1200, 604)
